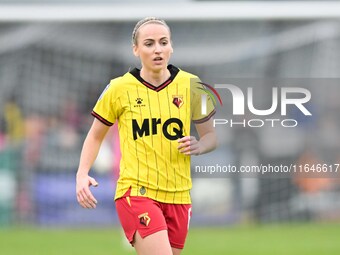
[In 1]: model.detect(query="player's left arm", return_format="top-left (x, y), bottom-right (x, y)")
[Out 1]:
top-left (178, 118), bottom-right (217, 156)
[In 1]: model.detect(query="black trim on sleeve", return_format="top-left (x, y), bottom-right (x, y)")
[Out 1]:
top-left (192, 109), bottom-right (216, 124)
top-left (91, 111), bottom-right (114, 126)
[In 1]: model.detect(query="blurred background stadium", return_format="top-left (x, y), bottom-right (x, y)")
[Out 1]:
top-left (1, 0), bottom-right (340, 254)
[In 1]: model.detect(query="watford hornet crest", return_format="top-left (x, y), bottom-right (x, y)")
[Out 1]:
top-left (172, 95), bottom-right (184, 108)
top-left (138, 212), bottom-right (151, 226)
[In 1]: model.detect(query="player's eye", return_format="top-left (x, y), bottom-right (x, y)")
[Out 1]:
top-left (160, 40), bottom-right (168, 46)
top-left (144, 41), bottom-right (153, 47)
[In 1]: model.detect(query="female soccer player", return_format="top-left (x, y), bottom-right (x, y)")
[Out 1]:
top-left (76, 17), bottom-right (217, 255)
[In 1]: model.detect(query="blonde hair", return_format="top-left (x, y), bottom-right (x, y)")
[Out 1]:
top-left (132, 17), bottom-right (171, 45)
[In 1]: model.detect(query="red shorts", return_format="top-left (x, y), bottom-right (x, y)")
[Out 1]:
top-left (115, 190), bottom-right (192, 249)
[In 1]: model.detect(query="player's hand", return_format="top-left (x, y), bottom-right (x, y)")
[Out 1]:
top-left (76, 174), bottom-right (98, 209)
top-left (178, 136), bottom-right (201, 156)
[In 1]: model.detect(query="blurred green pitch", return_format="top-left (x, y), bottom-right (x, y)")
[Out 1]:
top-left (1, 224), bottom-right (339, 255)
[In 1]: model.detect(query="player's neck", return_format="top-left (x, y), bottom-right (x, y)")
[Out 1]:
top-left (140, 68), bottom-right (170, 87)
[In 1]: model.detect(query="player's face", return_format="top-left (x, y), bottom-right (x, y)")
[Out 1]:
top-left (133, 23), bottom-right (173, 72)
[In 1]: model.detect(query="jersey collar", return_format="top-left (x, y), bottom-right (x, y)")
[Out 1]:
top-left (129, 64), bottom-right (179, 92)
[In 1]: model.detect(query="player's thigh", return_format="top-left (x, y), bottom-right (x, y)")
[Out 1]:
top-left (172, 247), bottom-right (182, 255)
top-left (134, 229), bottom-right (172, 255)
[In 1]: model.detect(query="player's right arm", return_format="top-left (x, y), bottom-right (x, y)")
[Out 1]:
top-left (76, 118), bottom-right (110, 209)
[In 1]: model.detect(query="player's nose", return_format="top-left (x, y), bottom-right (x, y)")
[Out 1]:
top-left (154, 42), bottom-right (162, 53)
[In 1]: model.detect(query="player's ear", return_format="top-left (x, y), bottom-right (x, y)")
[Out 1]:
top-left (170, 40), bottom-right (174, 53)
top-left (133, 44), bottom-right (139, 57)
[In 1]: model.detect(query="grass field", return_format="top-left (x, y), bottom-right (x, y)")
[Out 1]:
top-left (1, 224), bottom-right (340, 255)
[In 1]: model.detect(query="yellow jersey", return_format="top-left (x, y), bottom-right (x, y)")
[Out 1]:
top-left (92, 65), bottom-right (215, 204)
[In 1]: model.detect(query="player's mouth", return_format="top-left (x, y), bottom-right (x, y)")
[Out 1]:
top-left (153, 57), bottom-right (163, 64)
